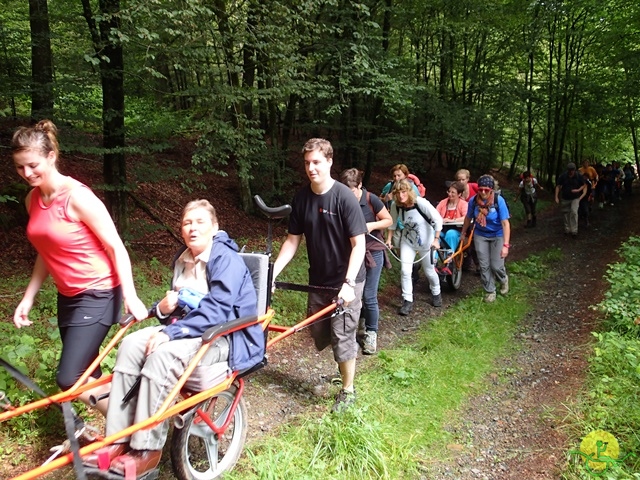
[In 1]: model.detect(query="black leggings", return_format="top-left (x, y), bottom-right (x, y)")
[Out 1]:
top-left (521, 196), bottom-right (537, 217)
top-left (56, 287), bottom-right (122, 390)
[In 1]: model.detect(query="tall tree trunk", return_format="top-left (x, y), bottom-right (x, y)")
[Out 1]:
top-left (364, 0), bottom-right (392, 186)
top-left (0, 22), bottom-right (18, 118)
top-left (526, 48), bottom-right (534, 173)
top-left (81, 0), bottom-right (128, 232)
top-left (29, 0), bottom-right (54, 120)
top-left (213, 0), bottom-right (252, 212)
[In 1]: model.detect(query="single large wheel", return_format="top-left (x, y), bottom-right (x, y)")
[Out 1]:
top-left (170, 386), bottom-right (248, 480)
top-left (446, 261), bottom-right (463, 290)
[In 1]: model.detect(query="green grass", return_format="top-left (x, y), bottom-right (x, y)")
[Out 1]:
top-left (561, 236), bottom-right (640, 478)
top-left (226, 251), bottom-right (557, 480)
top-left (270, 239), bottom-right (310, 327)
top-left (0, 260), bottom-right (171, 426)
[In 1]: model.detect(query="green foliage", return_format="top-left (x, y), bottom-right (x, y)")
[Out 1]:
top-left (188, 116), bottom-right (265, 194)
top-left (564, 332), bottom-right (640, 475)
top-left (306, 407), bottom-right (391, 478)
top-left (597, 236), bottom-right (640, 335)
top-left (234, 404), bottom-right (409, 480)
top-left (508, 249), bottom-right (560, 280)
top-left (125, 97), bottom-right (192, 141)
top-left (563, 235), bottom-right (640, 476)
top-left (270, 241), bottom-right (309, 327)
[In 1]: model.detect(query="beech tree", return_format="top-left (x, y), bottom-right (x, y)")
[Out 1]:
top-left (81, 0), bottom-right (128, 230)
top-left (29, 0), bottom-right (54, 120)
top-left (2, 0), bottom-right (640, 223)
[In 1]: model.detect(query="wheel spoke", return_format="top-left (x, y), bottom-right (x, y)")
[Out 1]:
top-left (204, 434), bottom-right (220, 473)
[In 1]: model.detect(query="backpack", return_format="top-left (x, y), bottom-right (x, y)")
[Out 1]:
top-left (469, 190), bottom-right (511, 219)
top-left (407, 174), bottom-right (426, 197)
top-left (394, 200), bottom-right (438, 230)
top-left (391, 200), bottom-right (437, 248)
top-left (366, 192), bottom-right (393, 268)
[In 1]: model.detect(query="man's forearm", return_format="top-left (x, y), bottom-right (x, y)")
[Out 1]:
top-left (272, 235), bottom-right (301, 279)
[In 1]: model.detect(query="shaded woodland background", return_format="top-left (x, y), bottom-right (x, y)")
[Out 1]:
top-left (1, 0), bottom-right (639, 236)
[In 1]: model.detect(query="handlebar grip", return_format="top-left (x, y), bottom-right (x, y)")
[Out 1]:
top-left (119, 314), bottom-right (136, 327)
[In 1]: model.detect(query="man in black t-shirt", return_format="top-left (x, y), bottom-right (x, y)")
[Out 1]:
top-left (555, 162), bottom-right (586, 237)
top-left (273, 138), bottom-right (367, 412)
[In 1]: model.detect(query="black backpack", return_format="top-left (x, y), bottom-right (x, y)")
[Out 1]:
top-left (394, 201), bottom-right (438, 230)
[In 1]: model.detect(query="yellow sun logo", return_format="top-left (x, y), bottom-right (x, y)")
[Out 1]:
top-left (578, 430), bottom-right (620, 473)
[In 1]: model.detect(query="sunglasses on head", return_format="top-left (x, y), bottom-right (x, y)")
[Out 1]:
top-left (478, 187), bottom-right (492, 193)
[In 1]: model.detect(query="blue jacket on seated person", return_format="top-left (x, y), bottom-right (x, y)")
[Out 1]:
top-left (159, 231), bottom-right (264, 371)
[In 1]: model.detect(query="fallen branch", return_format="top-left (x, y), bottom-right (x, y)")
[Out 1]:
top-left (128, 191), bottom-right (182, 244)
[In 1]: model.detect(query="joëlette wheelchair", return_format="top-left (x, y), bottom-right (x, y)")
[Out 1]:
top-left (0, 195), bottom-right (343, 480)
top-left (432, 221), bottom-right (474, 290)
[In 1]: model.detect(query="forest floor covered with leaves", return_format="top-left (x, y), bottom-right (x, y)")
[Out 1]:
top-left (1, 122), bottom-right (638, 478)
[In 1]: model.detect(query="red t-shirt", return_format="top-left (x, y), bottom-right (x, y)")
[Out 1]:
top-left (27, 178), bottom-right (119, 296)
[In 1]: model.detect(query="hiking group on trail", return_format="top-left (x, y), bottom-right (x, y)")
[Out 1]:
top-left (3, 121), bottom-right (636, 480)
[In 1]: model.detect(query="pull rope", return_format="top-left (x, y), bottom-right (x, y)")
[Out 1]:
top-left (366, 233), bottom-right (434, 265)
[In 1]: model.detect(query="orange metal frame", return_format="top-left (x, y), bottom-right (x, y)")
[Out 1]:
top-left (442, 225), bottom-right (475, 268)
top-left (2, 299), bottom-right (339, 480)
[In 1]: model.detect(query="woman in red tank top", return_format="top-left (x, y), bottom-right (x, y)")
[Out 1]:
top-left (10, 120), bottom-right (148, 415)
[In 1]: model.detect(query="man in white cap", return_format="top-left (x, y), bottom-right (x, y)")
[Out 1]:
top-left (555, 162), bottom-right (586, 237)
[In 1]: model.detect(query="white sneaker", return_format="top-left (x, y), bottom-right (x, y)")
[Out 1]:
top-left (500, 276), bottom-right (509, 295)
top-left (484, 292), bottom-right (497, 303)
top-left (362, 331), bottom-right (377, 355)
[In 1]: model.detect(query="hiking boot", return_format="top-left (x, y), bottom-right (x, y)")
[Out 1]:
top-left (362, 330), bottom-right (377, 355)
top-left (531, 216), bottom-right (537, 227)
top-left (398, 300), bottom-right (414, 316)
top-left (484, 292), bottom-right (497, 303)
top-left (331, 389), bottom-right (356, 413)
top-left (432, 293), bottom-right (442, 307)
top-left (500, 276), bottom-right (509, 295)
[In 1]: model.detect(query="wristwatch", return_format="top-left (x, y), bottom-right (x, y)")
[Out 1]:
top-left (344, 278), bottom-right (356, 288)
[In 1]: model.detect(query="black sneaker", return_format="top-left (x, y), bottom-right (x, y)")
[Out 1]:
top-left (398, 300), bottom-right (414, 316)
top-left (331, 389), bottom-right (356, 413)
top-left (432, 293), bottom-right (442, 307)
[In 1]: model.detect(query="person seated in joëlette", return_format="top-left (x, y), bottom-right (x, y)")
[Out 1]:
top-left (436, 181), bottom-right (468, 254)
top-left (82, 199), bottom-right (264, 477)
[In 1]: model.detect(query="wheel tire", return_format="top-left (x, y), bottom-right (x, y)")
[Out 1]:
top-left (446, 262), bottom-right (463, 290)
top-left (170, 386), bottom-right (248, 480)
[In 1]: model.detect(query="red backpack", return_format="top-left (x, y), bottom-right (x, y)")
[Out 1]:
top-left (407, 173), bottom-right (426, 197)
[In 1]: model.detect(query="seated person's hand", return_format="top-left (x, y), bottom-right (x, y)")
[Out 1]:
top-left (145, 330), bottom-right (170, 356)
top-left (338, 283), bottom-right (356, 305)
top-left (158, 290), bottom-right (179, 316)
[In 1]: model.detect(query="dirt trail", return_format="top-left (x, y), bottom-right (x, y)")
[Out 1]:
top-left (5, 186), bottom-right (639, 480)
top-left (420, 196), bottom-right (640, 479)
top-left (239, 194), bottom-right (640, 480)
